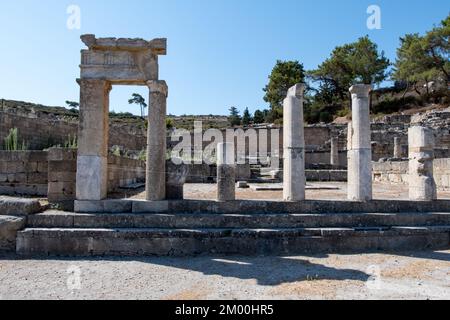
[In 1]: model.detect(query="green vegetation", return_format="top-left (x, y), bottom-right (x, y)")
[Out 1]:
top-left (228, 107), bottom-right (242, 126)
top-left (262, 60), bottom-right (306, 123)
top-left (128, 93), bottom-right (148, 118)
top-left (65, 100), bottom-right (79, 109)
top-left (3, 128), bottom-right (27, 151)
top-left (242, 107), bottom-right (252, 126)
top-left (64, 134), bottom-right (78, 149)
top-left (393, 14), bottom-right (449, 95)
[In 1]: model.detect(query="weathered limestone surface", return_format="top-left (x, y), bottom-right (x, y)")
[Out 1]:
top-left (76, 79), bottom-right (110, 201)
top-left (0, 196), bottom-right (42, 216)
top-left (330, 137), bottom-right (339, 167)
top-left (146, 81), bottom-right (168, 201)
top-left (80, 35), bottom-right (167, 85)
top-left (283, 84), bottom-right (306, 201)
top-left (394, 137), bottom-right (403, 158)
top-left (348, 85), bottom-right (373, 201)
top-left (0, 151), bottom-right (48, 196)
top-left (166, 161), bottom-right (189, 200)
top-left (0, 215), bottom-right (25, 251)
top-left (408, 126), bottom-right (437, 201)
top-left (217, 143), bottom-right (236, 201)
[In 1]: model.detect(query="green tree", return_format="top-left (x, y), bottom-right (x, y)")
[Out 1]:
top-left (263, 60), bottom-right (306, 118)
top-left (393, 14), bottom-right (449, 95)
top-left (228, 106), bottom-right (241, 126)
top-left (65, 100), bottom-right (79, 109)
top-left (392, 34), bottom-right (437, 95)
top-left (128, 93), bottom-right (148, 118)
top-left (242, 108), bottom-right (252, 126)
top-left (253, 109), bottom-right (265, 124)
top-left (423, 14), bottom-right (450, 82)
top-left (309, 36), bottom-right (390, 103)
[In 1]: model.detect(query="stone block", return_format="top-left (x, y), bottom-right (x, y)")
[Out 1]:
top-left (76, 156), bottom-right (108, 201)
top-left (48, 160), bottom-right (77, 173)
top-left (132, 200), bottom-right (169, 213)
top-left (0, 215), bottom-right (25, 251)
top-left (0, 196), bottom-right (42, 216)
top-left (27, 172), bottom-right (48, 184)
top-left (48, 171), bottom-right (76, 183)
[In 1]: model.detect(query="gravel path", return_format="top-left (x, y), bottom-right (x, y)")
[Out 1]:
top-left (1, 251), bottom-right (449, 300)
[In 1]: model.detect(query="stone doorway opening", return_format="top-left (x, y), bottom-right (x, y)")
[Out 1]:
top-left (75, 35), bottom-right (168, 202)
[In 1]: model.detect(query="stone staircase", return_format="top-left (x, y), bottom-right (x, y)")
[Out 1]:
top-left (16, 201), bottom-right (450, 256)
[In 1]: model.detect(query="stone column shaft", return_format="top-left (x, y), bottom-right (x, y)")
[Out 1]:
top-left (408, 126), bottom-right (436, 201)
top-left (76, 79), bottom-right (111, 201)
top-left (146, 80), bottom-right (168, 201)
top-left (394, 137), bottom-right (402, 158)
top-left (217, 142), bottom-right (235, 201)
top-left (283, 84), bottom-right (305, 201)
top-left (330, 137), bottom-right (339, 167)
top-left (348, 84), bottom-right (373, 201)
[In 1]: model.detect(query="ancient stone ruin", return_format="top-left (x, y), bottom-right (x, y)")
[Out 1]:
top-left (76, 35), bottom-right (167, 202)
top-left (1, 34), bottom-right (449, 257)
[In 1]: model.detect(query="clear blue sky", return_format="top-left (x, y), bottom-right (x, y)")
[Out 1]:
top-left (0, 0), bottom-right (448, 116)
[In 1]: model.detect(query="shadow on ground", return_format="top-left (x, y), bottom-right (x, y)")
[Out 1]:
top-left (0, 252), bottom-right (374, 286)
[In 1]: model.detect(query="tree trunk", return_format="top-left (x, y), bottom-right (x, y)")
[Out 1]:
top-left (402, 82), bottom-right (409, 99)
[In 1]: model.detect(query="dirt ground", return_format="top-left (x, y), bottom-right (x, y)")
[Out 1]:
top-left (123, 182), bottom-right (450, 201)
top-left (0, 251), bottom-right (448, 300)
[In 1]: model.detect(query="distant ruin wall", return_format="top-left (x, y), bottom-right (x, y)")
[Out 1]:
top-left (0, 149), bottom-right (146, 199)
top-left (372, 159), bottom-right (450, 191)
top-left (0, 104), bottom-right (147, 151)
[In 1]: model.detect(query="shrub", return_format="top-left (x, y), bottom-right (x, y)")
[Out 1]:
top-left (3, 128), bottom-right (27, 151)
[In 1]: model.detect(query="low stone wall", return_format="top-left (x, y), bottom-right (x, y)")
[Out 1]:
top-left (47, 148), bottom-right (77, 205)
top-left (185, 163), bottom-right (251, 183)
top-left (372, 161), bottom-right (409, 185)
top-left (372, 158), bottom-right (450, 191)
top-left (107, 156), bottom-right (146, 192)
top-left (0, 151), bottom-right (48, 196)
top-left (46, 149), bottom-right (146, 206)
top-left (433, 159), bottom-right (450, 191)
top-left (0, 149), bottom-right (146, 204)
top-left (306, 170), bottom-right (347, 182)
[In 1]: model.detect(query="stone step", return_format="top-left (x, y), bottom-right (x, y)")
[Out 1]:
top-left (16, 226), bottom-right (450, 256)
top-left (73, 199), bottom-right (450, 214)
top-left (27, 211), bottom-right (450, 229)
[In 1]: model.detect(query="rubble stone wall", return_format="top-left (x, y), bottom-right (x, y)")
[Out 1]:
top-left (372, 158), bottom-right (450, 191)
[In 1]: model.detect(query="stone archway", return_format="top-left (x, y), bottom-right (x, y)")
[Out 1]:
top-left (76, 34), bottom-right (168, 201)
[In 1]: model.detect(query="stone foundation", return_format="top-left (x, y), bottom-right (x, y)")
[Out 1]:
top-left (0, 151), bottom-right (48, 196)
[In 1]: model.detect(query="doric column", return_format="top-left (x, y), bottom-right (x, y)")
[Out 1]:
top-left (394, 137), bottom-right (402, 158)
top-left (76, 79), bottom-right (111, 201)
top-left (217, 142), bottom-right (235, 201)
top-left (408, 126), bottom-right (436, 201)
top-left (146, 80), bottom-right (168, 201)
top-left (283, 84), bottom-right (305, 201)
top-left (330, 137), bottom-right (340, 167)
top-left (348, 84), bottom-right (373, 201)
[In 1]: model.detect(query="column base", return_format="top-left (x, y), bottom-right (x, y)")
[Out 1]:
top-left (76, 155), bottom-right (108, 201)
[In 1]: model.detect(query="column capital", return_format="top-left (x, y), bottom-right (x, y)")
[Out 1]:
top-left (349, 84), bottom-right (373, 97)
top-left (147, 80), bottom-right (168, 97)
top-left (287, 83), bottom-right (305, 99)
top-left (76, 78), bottom-right (112, 92)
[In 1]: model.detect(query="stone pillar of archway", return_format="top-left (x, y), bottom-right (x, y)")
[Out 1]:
top-left (283, 83), bottom-right (306, 201)
top-left (76, 79), bottom-right (111, 201)
top-left (146, 80), bottom-right (168, 201)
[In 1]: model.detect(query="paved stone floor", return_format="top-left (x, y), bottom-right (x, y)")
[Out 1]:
top-left (126, 182), bottom-right (450, 201)
top-left (0, 251), bottom-right (449, 300)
